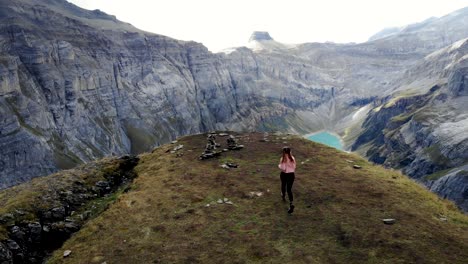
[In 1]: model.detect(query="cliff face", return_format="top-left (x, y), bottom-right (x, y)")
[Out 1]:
top-left (0, 0), bottom-right (468, 211)
top-left (1, 0), bottom-right (344, 187)
top-left (0, 0), bottom-right (290, 187)
top-left (351, 39), bottom-right (468, 209)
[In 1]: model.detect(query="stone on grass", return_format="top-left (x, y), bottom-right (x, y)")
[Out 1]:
top-left (382, 219), bottom-right (396, 225)
top-left (217, 199), bottom-right (223, 204)
top-left (226, 163), bottom-right (238, 168)
top-left (63, 250), bottom-right (72, 257)
top-left (173, 144), bottom-right (184, 151)
top-left (248, 191), bottom-right (263, 198)
top-left (353, 165), bottom-right (362, 169)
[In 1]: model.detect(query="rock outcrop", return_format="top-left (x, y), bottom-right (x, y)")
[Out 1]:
top-left (0, 155), bottom-right (139, 263)
top-left (427, 167), bottom-right (468, 212)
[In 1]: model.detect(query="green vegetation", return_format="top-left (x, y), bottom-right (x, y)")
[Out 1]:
top-left (44, 132), bottom-right (467, 264)
top-left (424, 168), bottom-right (457, 181)
top-left (424, 145), bottom-right (452, 167)
top-left (390, 113), bottom-right (412, 123)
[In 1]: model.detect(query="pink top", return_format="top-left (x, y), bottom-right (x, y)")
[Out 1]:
top-left (278, 157), bottom-right (296, 173)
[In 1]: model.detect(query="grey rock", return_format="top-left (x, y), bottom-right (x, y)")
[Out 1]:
top-left (10, 226), bottom-right (25, 242)
top-left (353, 165), bottom-right (362, 169)
top-left (0, 242), bottom-right (13, 264)
top-left (51, 207), bottom-right (66, 220)
top-left (95, 181), bottom-right (110, 188)
top-left (173, 145), bottom-right (184, 151)
top-left (27, 222), bottom-right (42, 243)
top-left (226, 163), bottom-right (238, 168)
top-left (63, 250), bottom-right (72, 258)
top-left (382, 219), bottom-right (396, 225)
top-left (5, 240), bottom-right (20, 251)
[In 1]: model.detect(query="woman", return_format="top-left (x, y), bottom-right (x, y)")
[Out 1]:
top-left (278, 146), bottom-right (296, 214)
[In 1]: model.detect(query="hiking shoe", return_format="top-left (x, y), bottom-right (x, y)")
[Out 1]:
top-left (281, 193), bottom-right (286, 202)
top-left (288, 204), bottom-right (295, 214)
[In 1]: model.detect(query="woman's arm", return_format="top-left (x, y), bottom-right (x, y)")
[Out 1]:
top-left (278, 157), bottom-right (285, 171)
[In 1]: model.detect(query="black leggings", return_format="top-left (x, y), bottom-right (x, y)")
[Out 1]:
top-left (280, 172), bottom-right (295, 203)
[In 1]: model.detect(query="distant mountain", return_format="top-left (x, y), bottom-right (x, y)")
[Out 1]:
top-left (368, 27), bottom-right (403, 41)
top-left (0, 0), bottom-right (467, 210)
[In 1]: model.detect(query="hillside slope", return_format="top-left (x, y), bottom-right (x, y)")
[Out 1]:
top-left (33, 133), bottom-right (467, 263)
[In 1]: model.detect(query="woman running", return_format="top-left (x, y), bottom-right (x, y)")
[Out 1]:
top-left (278, 146), bottom-right (296, 214)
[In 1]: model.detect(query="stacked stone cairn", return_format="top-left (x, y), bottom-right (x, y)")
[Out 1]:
top-left (199, 134), bottom-right (222, 160)
top-left (227, 135), bottom-right (244, 150)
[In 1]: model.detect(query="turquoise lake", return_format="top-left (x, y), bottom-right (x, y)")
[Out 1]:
top-left (307, 132), bottom-right (343, 150)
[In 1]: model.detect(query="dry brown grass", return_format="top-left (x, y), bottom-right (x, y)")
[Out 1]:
top-left (47, 132), bottom-right (468, 263)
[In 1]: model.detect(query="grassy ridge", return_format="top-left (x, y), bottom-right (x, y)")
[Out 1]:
top-left (47, 132), bottom-right (467, 263)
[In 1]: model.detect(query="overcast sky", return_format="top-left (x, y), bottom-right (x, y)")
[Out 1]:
top-left (67, 0), bottom-right (468, 52)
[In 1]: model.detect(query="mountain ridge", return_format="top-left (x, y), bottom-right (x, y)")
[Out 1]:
top-left (0, 132), bottom-right (467, 263)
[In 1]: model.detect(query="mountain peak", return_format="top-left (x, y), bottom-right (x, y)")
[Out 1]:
top-left (249, 31), bottom-right (273, 42)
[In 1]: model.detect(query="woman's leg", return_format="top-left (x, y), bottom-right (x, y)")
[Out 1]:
top-left (286, 173), bottom-right (295, 203)
top-left (280, 172), bottom-right (286, 200)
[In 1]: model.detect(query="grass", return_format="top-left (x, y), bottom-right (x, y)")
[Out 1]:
top-left (45, 132), bottom-right (468, 264)
top-left (424, 168), bottom-right (457, 181)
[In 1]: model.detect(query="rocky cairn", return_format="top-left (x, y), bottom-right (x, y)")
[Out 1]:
top-left (199, 133), bottom-right (244, 160)
top-left (199, 134), bottom-right (222, 160)
top-left (227, 135), bottom-right (244, 150)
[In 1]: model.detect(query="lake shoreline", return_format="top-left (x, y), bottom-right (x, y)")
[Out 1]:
top-left (303, 130), bottom-right (346, 151)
